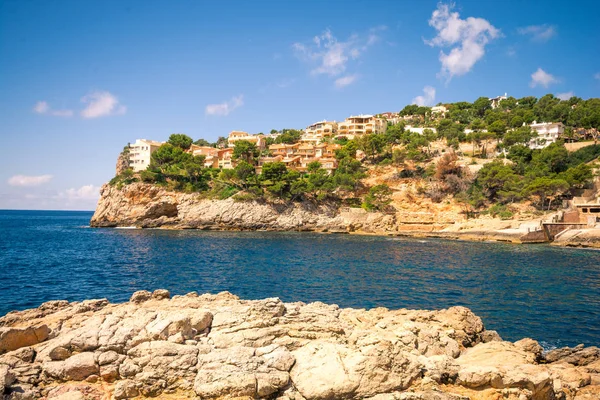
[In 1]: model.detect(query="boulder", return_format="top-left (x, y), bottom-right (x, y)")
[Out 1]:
top-left (0, 325), bottom-right (50, 353)
top-left (1, 364), bottom-right (16, 393)
top-left (129, 290), bottom-right (152, 303)
top-left (113, 379), bottom-right (139, 399)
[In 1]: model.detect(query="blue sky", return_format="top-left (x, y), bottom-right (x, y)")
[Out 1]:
top-left (1, 0), bottom-right (599, 210)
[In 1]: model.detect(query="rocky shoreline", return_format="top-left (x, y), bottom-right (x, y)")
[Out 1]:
top-left (89, 182), bottom-right (600, 249)
top-left (1, 290), bottom-right (599, 399)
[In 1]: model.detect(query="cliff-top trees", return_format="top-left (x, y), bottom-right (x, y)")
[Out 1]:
top-left (232, 140), bottom-right (259, 164)
top-left (168, 134), bottom-right (193, 150)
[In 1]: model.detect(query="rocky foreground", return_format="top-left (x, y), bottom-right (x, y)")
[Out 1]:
top-left (1, 291), bottom-right (599, 400)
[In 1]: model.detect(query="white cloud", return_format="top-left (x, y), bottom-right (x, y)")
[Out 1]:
top-left (334, 74), bottom-right (358, 88)
top-left (556, 91), bottom-right (574, 100)
top-left (517, 24), bottom-right (556, 42)
top-left (276, 78), bottom-right (295, 89)
top-left (412, 86), bottom-right (436, 106)
top-left (595, 72), bottom-right (600, 80)
top-left (205, 95), bottom-right (244, 117)
top-left (530, 68), bottom-right (559, 88)
top-left (33, 101), bottom-right (74, 117)
top-left (80, 91), bottom-right (126, 118)
top-left (293, 27), bottom-right (383, 85)
top-left (8, 174), bottom-right (53, 187)
top-left (60, 184), bottom-right (101, 201)
top-left (425, 3), bottom-right (500, 80)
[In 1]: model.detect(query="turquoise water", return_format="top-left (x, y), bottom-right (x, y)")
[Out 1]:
top-left (1, 210), bottom-right (599, 348)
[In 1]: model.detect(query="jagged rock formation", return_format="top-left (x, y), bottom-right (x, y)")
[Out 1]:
top-left (115, 151), bottom-right (130, 177)
top-left (91, 183), bottom-right (348, 231)
top-left (1, 290), bottom-right (598, 399)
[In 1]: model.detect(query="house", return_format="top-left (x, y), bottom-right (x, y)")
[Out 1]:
top-left (405, 126), bottom-right (437, 135)
top-left (297, 144), bottom-right (317, 159)
top-left (217, 148), bottom-right (235, 169)
top-left (337, 115), bottom-right (386, 139)
top-left (378, 112), bottom-right (401, 125)
top-left (129, 139), bottom-right (165, 172)
top-left (301, 121), bottom-right (338, 144)
top-left (528, 121), bottom-right (565, 149)
top-left (431, 106), bottom-right (447, 115)
top-left (489, 93), bottom-right (508, 109)
top-left (192, 146), bottom-right (221, 168)
top-left (269, 143), bottom-right (299, 157)
top-left (255, 156), bottom-right (283, 174)
top-left (227, 131), bottom-right (266, 150)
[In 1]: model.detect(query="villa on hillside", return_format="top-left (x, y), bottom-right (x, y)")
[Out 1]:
top-left (489, 93), bottom-right (508, 109)
top-left (337, 115), bottom-right (386, 139)
top-left (227, 131), bottom-right (266, 150)
top-left (431, 106), bottom-right (447, 115)
top-left (528, 121), bottom-right (565, 149)
top-left (129, 139), bottom-right (165, 172)
top-left (301, 120), bottom-right (338, 144)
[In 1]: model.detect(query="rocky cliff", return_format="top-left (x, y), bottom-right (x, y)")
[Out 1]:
top-left (90, 183), bottom-right (535, 242)
top-left (1, 290), bottom-right (598, 399)
top-left (89, 183), bottom-right (393, 233)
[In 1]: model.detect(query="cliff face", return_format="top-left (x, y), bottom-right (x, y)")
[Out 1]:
top-left (89, 183), bottom-right (543, 242)
top-left (1, 291), bottom-right (599, 399)
top-left (90, 183), bottom-right (402, 233)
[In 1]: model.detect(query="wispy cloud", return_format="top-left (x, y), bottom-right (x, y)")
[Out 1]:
top-left (58, 184), bottom-right (101, 201)
top-left (81, 91), bottom-right (126, 118)
top-left (8, 174), bottom-right (53, 187)
top-left (595, 72), bottom-right (600, 80)
top-left (530, 68), bottom-right (559, 88)
top-left (334, 74), bottom-right (359, 89)
top-left (205, 95), bottom-right (244, 117)
top-left (556, 91), bottom-right (574, 100)
top-left (293, 27), bottom-right (384, 86)
top-left (33, 101), bottom-right (74, 117)
top-left (517, 24), bottom-right (556, 42)
top-left (412, 86), bottom-right (436, 106)
top-left (276, 79), bottom-right (296, 89)
top-left (425, 3), bottom-right (500, 81)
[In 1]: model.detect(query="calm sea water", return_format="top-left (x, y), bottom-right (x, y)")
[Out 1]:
top-left (1, 210), bottom-right (599, 348)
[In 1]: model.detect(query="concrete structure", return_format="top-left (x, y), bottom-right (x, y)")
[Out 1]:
top-left (489, 93), bottom-right (508, 109)
top-left (129, 139), bottom-right (165, 172)
top-left (405, 126), bottom-right (437, 135)
top-left (337, 115), bottom-right (386, 139)
top-left (528, 121), bottom-right (565, 149)
top-left (269, 143), bottom-right (299, 157)
top-left (431, 106), bottom-right (447, 115)
top-left (216, 148), bottom-right (234, 169)
top-left (227, 131), bottom-right (266, 150)
top-left (301, 121), bottom-right (338, 144)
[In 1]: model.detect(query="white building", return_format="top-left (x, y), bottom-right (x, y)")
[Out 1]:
top-left (528, 121), bottom-right (565, 149)
top-left (129, 139), bottom-right (165, 172)
top-left (337, 115), bottom-right (386, 139)
top-left (301, 120), bottom-right (338, 144)
top-left (489, 93), bottom-right (508, 109)
top-left (405, 126), bottom-right (437, 135)
top-left (431, 106), bottom-right (447, 115)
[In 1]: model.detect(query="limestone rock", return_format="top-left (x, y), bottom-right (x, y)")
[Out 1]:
top-left (0, 325), bottom-right (50, 353)
top-left (129, 290), bottom-right (152, 303)
top-left (0, 291), bottom-right (597, 399)
top-left (113, 379), bottom-right (139, 399)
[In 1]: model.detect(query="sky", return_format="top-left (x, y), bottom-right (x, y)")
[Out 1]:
top-left (1, 0), bottom-right (599, 210)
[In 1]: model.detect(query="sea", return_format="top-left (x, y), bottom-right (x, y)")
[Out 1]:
top-left (1, 209), bottom-right (599, 349)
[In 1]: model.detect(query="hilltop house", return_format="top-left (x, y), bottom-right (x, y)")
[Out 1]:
top-left (301, 121), bottom-right (338, 144)
top-left (528, 121), bottom-right (565, 149)
top-left (227, 131), bottom-right (266, 150)
top-left (337, 115), bottom-right (386, 139)
top-left (489, 93), bottom-right (508, 109)
top-left (431, 106), bottom-right (447, 115)
top-left (129, 139), bottom-right (165, 172)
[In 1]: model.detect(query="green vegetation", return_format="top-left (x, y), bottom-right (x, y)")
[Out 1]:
top-left (110, 95), bottom-right (600, 215)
